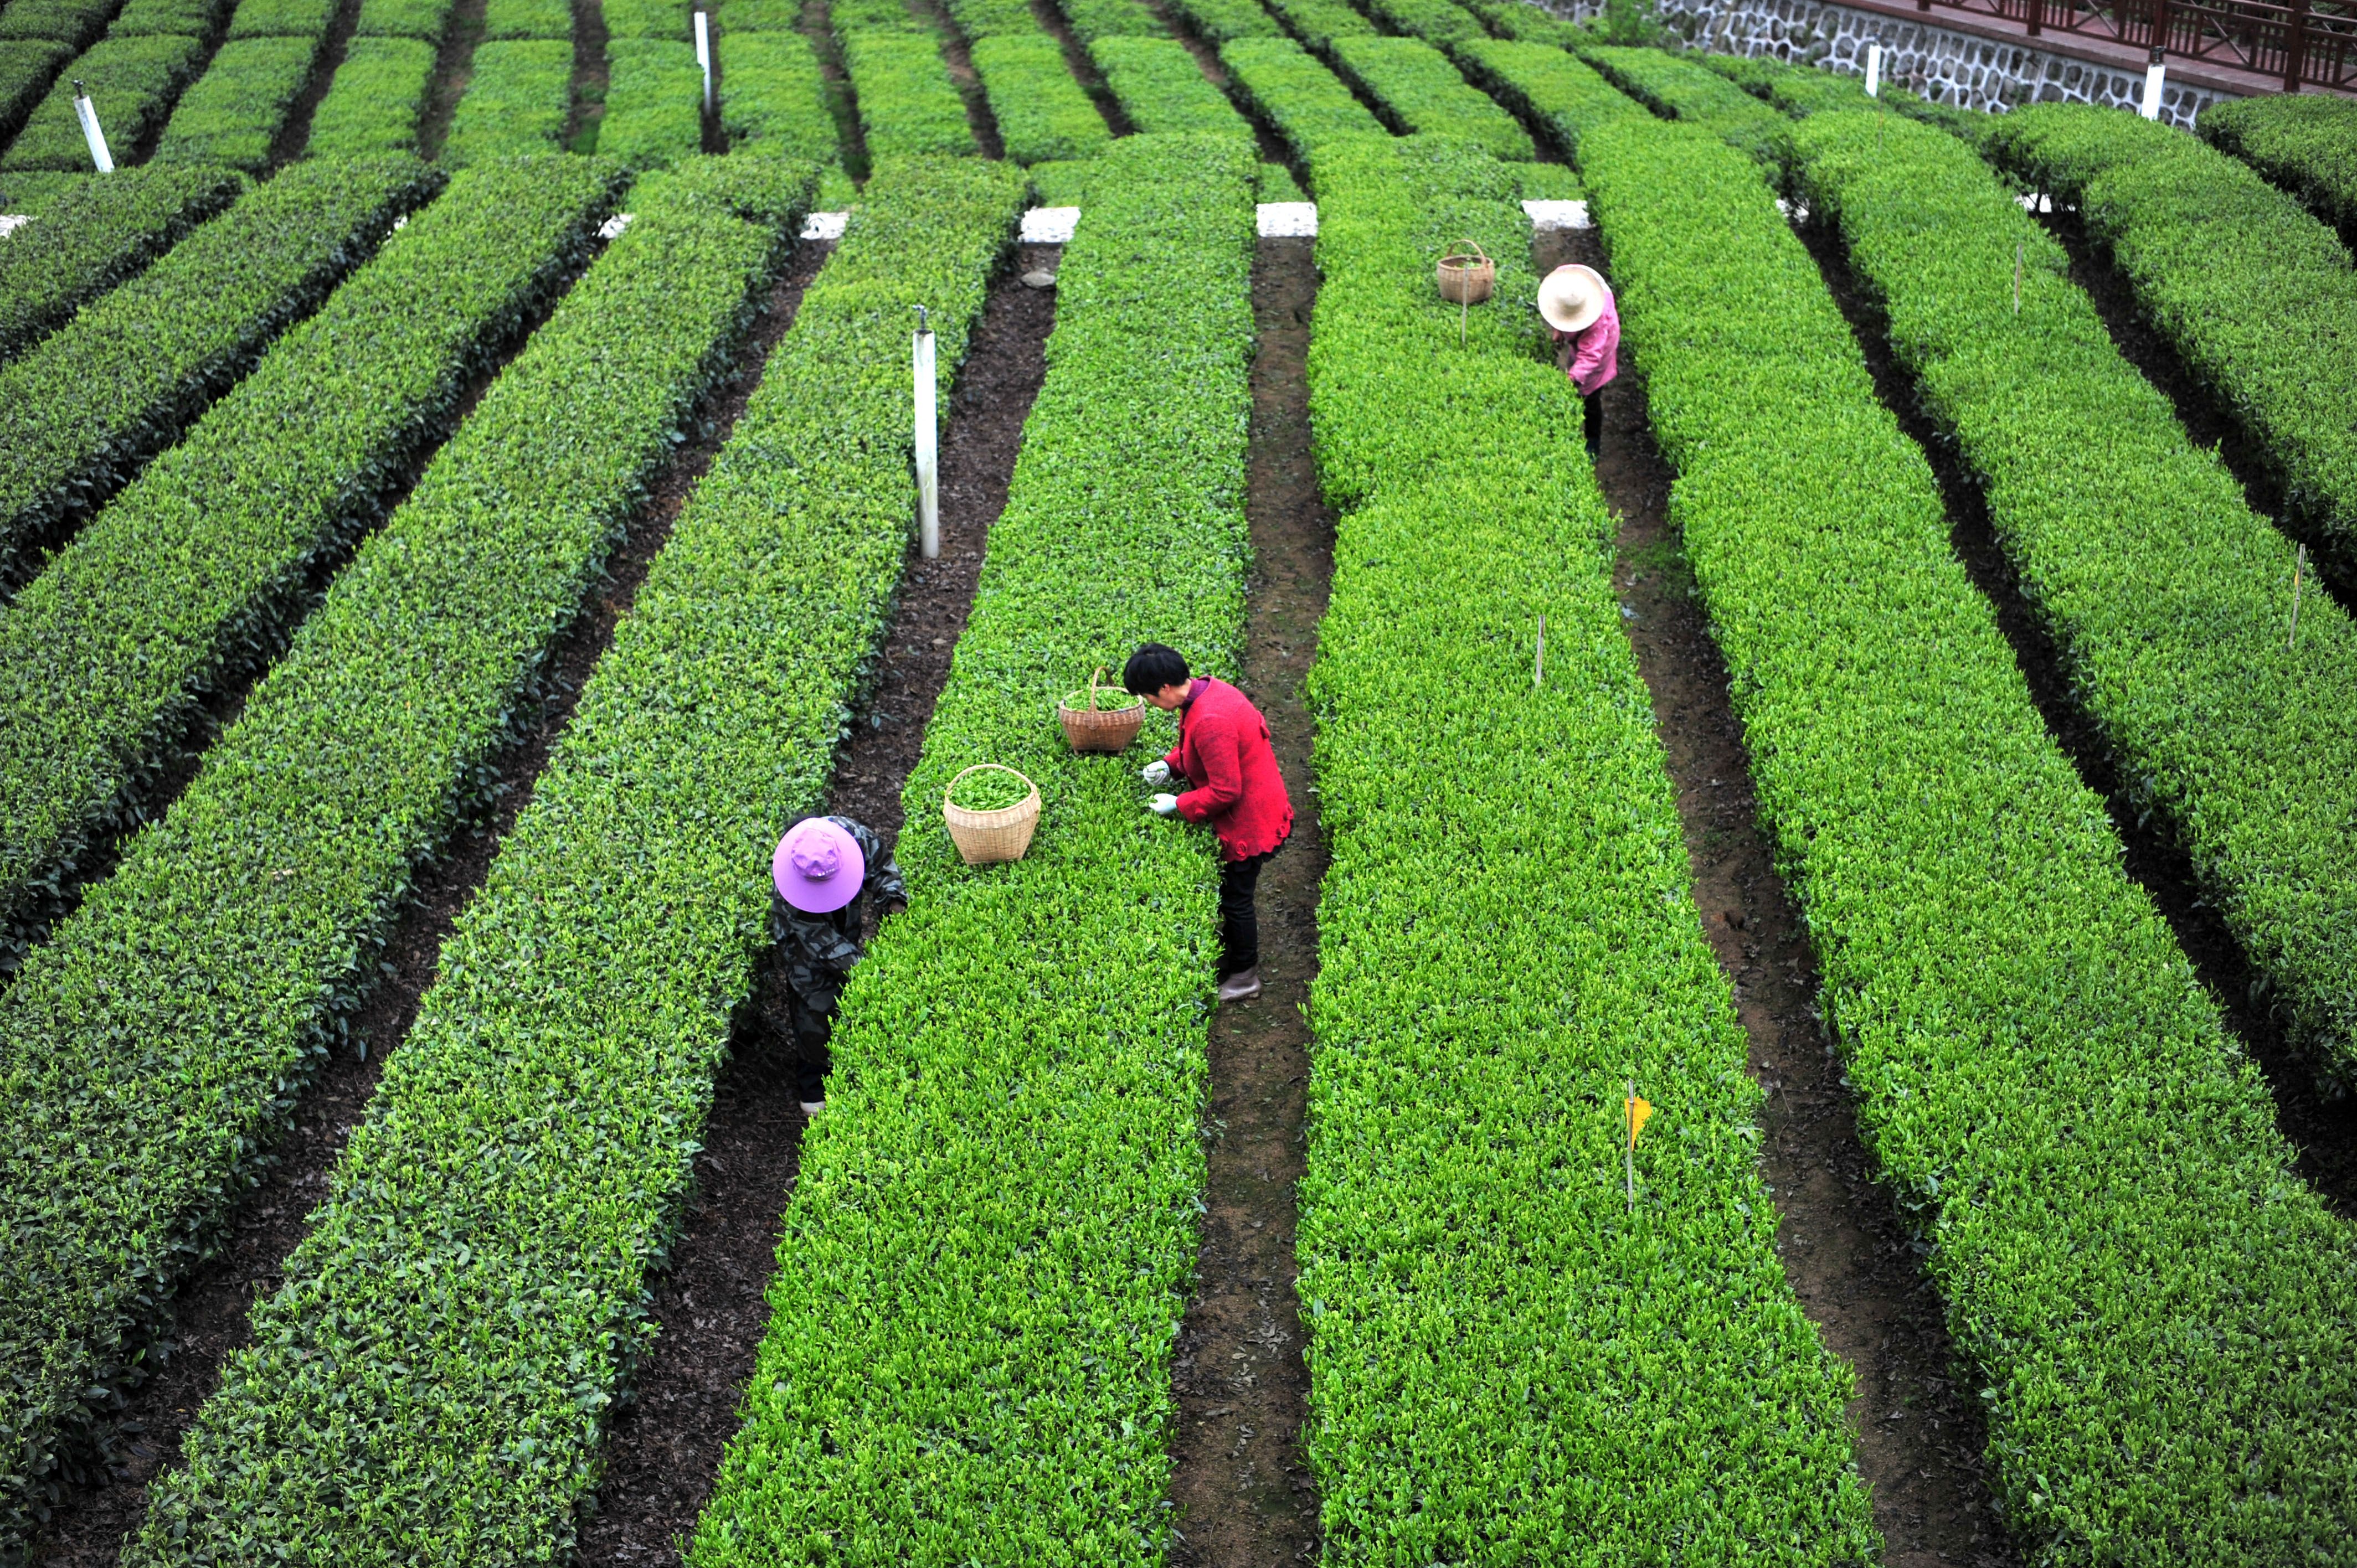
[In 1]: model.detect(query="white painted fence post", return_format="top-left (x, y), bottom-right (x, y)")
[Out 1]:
top-left (1865, 43), bottom-right (1882, 98)
top-left (694, 11), bottom-right (712, 114)
top-left (71, 83), bottom-right (112, 172)
top-left (914, 307), bottom-right (939, 560)
top-left (2141, 49), bottom-right (2166, 120)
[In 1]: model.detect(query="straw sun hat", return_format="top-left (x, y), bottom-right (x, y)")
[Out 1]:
top-left (1537, 264), bottom-right (1609, 334)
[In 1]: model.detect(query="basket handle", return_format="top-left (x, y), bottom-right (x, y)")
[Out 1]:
top-left (945, 761), bottom-right (1038, 812)
top-left (1439, 238), bottom-right (1491, 267)
top-left (1089, 664), bottom-right (1107, 712)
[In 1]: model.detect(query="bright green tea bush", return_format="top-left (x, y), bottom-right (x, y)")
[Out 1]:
top-left (1162, 0), bottom-right (1283, 43)
top-left (604, 0), bottom-right (693, 39)
top-left (2201, 91), bottom-right (2357, 240)
top-left (1089, 33), bottom-right (1253, 136)
top-left (351, 0), bottom-right (459, 39)
top-left (1261, 0), bottom-right (1373, 50)
top-left (1256, 156), bottom-right (1303, 199)
top-left (1988, 104), bottom-right (2357, 557)
top-left (1581, 43), bottom-right (1787, 162)
top-left (0, 161), bottom-right (244, 362)
top-left (0, 156), bottom-right (429, 589)
top-left (1793, 108), bottom-right (2357, 1086)
top-left (0, 0), bottom-right (121, 48)
top-left (1051, 0), bottom-right (1163, 43)
top-left (3, 31), bottom-right (210, 170)
top-left (1297, 130), bottom-right (1876, 1568)
top-left (1693, 49), bottom-right (1988, 141)
top-left (1581, 111), bottom-right (2357, 1565)
top-left (302, 34), bottom-right (436, 154)
top-left (0, 39), bottom-right (74, 140)
top-left (223, 0), bottom-right (333, 37)
top-left (480, 0), bottom-right (574, 37)
top-left (719, 28), bottom-right (838, 161)
top-left (119, 154), bottom-right (1020, 1567)
top-left (1358, 0), bottom-right (1479, 45)
top-left (687, 131), bottom-right (1254, 1568)
top-left (0, 153), bottom-right (817, 1567)
top-left (842, 27), bottom-right (976, 158)
top-left (971, 30), bottom-right (1109, 163)
top-left (1455, 35), bottom-right (1644, 158)
top-left (601, 35), bottom-right (706, 168)
top-left (0, 156), bottom-right (616, 979)
top-left (440, 37), bottom-right (573, 161)
top-left (1456, 0), bottom-right (1579, 44)
top-left (832, 0), bottom-right (924, 31)
top-left (105, 0), bottom-right (228, 37)
top-left (1219, 35), bottom-right (1381, 160)
top-left (940, 0), bottom-right (1036, 39)
top-left (150, 33), bottom-right (326, 168)
top-left (1330, 34), bottom-right (1532, 158)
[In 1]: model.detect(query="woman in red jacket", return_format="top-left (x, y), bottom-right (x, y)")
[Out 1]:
top-left (1126, 643), bottom-right (1293, 1004)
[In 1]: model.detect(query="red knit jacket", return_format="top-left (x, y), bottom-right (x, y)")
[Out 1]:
top-left (1164, 678), bottom-right (1291, 862)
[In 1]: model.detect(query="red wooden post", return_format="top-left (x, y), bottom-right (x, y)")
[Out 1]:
top-left (2150, 0), bottom-right (2172, 58)
top-left (2285, 0), bottom-right (2311, 91)
top-left (2027, 0), bottom-right (2042, 38)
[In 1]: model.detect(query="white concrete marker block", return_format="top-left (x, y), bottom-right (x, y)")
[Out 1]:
top-left (799, 210), bottom-right (848, 240)
top-left (1021, 205), bottom-right (1080, 244)
top-left (1257, 201), bottom-right (1316, 238)
top-left (0, 215), bottom-right (33, 240)
top-left (598, 212), bottom-right (635, 240)
top-left (2014, 192), bottom-right (2053, 214)
top-left (1775, 197), bottom-right (1811, 223)
top-left (1521, 198), bottom-right (1589, 231)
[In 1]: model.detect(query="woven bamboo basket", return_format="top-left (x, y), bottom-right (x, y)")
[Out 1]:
top-left (1435, 239), bottom-right (1495, 304)
top-left (943, 764), bottom-right (1041, 865)
top-left (1057, 666), bottom-right (1145, 753)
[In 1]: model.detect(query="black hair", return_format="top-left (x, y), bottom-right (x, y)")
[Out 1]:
top-left (1123, 642), bottom-right (1190, 697)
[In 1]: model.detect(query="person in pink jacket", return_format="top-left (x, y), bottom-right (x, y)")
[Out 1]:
top-left (1540, 263), bottom-right (1618, 457)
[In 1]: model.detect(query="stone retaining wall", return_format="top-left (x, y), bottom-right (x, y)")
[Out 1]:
top-left (1541, 0), bottom-right (2236, 127)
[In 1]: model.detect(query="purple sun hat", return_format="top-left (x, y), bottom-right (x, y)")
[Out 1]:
top-left (773, 818), bottom-right (866, 913)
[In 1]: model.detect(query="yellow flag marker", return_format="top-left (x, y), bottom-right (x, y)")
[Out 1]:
top-left (1624, 1082), bottom-right (1654, 1209)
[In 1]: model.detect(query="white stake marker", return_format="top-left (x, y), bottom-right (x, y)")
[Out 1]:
top-left (72, 83), bottom-right (112, 173)
top-left (1865, 42), bottom-right (1882, 98)
top-left (914, 306), bottom-right (938, 560)
top-left (1533, 613), bottom-right (1545, 688)
top-left (2141, 52), bottom-right (2167, 120)
top-left (693, 11), bottom-right (712, 114)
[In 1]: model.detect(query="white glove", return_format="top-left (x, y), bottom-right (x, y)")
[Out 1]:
top-left (1140, 760), bottom-right (1171, 786)
top-left (1149, 793), bottom-right (1180, 817)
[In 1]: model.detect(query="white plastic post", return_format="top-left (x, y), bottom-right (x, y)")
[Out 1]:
top-left (2141, 51), bottom-right (2167, 120)
top-left (1865, 43), bottom-right (1882, 97)
top-left (914, 307), bottom-right (939, 560)
top-left (71, 83), bottom-right (112, 173)
top-left (693, 11), bottom-right (712, 113)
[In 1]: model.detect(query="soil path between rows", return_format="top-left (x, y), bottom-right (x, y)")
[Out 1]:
top-left (24, 233), bottom-right (838, 1568)
top-left (418, 0), bottom-right (491, 161)
top-left (1548, 222), bottom-right (2020, 1568)
top-left (1164, 235), bottom-right (1325, 1568)
top-left (1795, 217), bottom-right (2357, 1218)
top-left (268, 0), bottom-right (366, 167)
top-left (570, 240), bottom-right (1063, 1567)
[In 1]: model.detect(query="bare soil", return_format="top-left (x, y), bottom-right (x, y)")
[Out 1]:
top-left (1164, 237), bottom-right (1324, 1568)
top-left (1135, 0), bottom-right (1297, 169)
top-left (798, 0), bottom-right (869, 180)
top-left (566, 0), bottom-right (610, 155)
top-left (2035, 209), bottom-right (2355, 617)
top-left (569, 241), bottom-right (1061, 1568)
top-left (23, 235), bottom-right (839, 1568)
top-left (1550, 220), bottom-right (2021, 1568)
top-left (1796, 218), bottom-right (2357, 1217)
top-left (904, 0), bottom-right (1005, 161)
top-left (417, 0), bottom-right (491, 161)
top-left (1032, 0), bottom-right (1131, 136)
top-left (268, 0), bottom-right (366, 167)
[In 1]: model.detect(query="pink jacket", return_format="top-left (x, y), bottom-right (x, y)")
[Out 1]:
top-left (1553, 289), bottom-right (1620, 395)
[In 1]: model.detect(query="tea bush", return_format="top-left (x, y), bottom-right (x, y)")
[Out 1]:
top-left (0, 157), bottom-right (617, 975)
top-left (1582, 111), bottom-right (2357, 1565)
top-left (0, 160), bottom-right (244, 362)
top-left (0, 39), bottom-right (74, 141)
top-left (1262, 0), bottom-right (1375, 51)
top-left (718, 29), bottom-right (837, 162)
top-left (480, 0), bottom-right (572, 37)
top-left (1161, 0), bottom-right (1284, 43)
top-left (303, 34), bottom-right (436, 154)
top-left (2200, 91), bottom-right (2357, 240)
top-left (1330, 34), bottom-right (1532, 158)
top-left (3, 31), bottom-right (210, 169)
top-left (688, 131), bottom-right (1254, 1568)
top-left (0, 153), bottom-right (817, 1564)
top-left (0, 154), bottom-right (432, 587)
top-left (842, 29), bottom-right (976, 158)
top-left (442, 39), bottom-right (573, 160)
top-left (0, 0), bottom-right (121, 49)
top-left (1051, 0), bottom-right (1164, 42)
top-left (351, 0), bottom-right (459, 40)
top-left (601, 37), bottom-right (705, 168)
top-left (1454, 37), bottom-right (1641, 158)
top-left (1220, 35), bottom-right (1381, 160)
top-left (971, 32), bottom-right (1109, 163)
top-left (120, 154), bottom-right (1023, 1568)
top-left (150, 33), bottom-right (326, 168)
top-left (1089, 33), bottom-right (1253, 136)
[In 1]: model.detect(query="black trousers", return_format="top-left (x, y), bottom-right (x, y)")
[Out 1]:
top-left (1218, 844), bottom-right (1278, 978)
top-left (1582, 386), bottom-right (1604, 453)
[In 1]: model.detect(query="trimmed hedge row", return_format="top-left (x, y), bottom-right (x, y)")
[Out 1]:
top-left (1792, 109), bottom-right (2357, 1086)
top-left (941, 0), bottom-right (1036, 39)
top-left (1695, 50), bottom-right (1990, 142)
top-left (605, 0), bottom-right (692, 39)
top-left (2200, 91), bottom-right (2357, 241)
top-left (1297, 128), bottom-right (1876, 1568)
top-left (686, 130), bottom-right (1257, 1568)
top-left (303, 33), bottom-right (435, 153)
top-left (0, 0), bottom-right (123, 48)
top-left (225, 0), bottom-right (332, 34)
top-left (601, 35), bottom-right (704, 168)
top-left (121, 154), bottom-right (1022, 1567)
top-left (0, 153), bottom-right (815, 1568)
top-left (1988, 104), bottom-right (2357, 555)
top-left (0, 156), bottom-right (618, 980)
top-left (1162, 0), bottom-right (1282, 43)
top-left (151, 32), bottom-right (326, 168)
top-left (0, 160), bottom-right (243, 362)
top-left (832, 0), bottom-right (925, 30)
top-left (1219, 34), bottom-right (1381, 160)
top-left (441, 37), bottom-right (573, 161)
top-left (842, 27), bottom-right (976, 158)
top-left (1455, 0), bottom-right (1579, 44)
top-left (1330, 33), bottom-right (1530, 158)
top-left (719, 28), bottom-right (837, 161)
top-left (1454, 35), bottom-right (1641, 157)
top-left (3, 30), bottom-right (210, 169)
top-left (1051, 0), bottom-right (1164, 43)
top-left (972, 30), bottom-right (1108, 163)
top-left (1262, 0), bottom-right (1373, 51)
top-left (352, 0), bottom-right (459, 39)
top-left (1089, 32), bottom-right (1252, 136)
top-left (0, 154), bottom-right (429, 589)
top-left (0, 38), bottom-right (75, 142)
top-left (1580, 43), bottom-right (1787, 161)
top-left (1357, 0), bottom-right (1480, 45)
top-left (481, 0), bottom-right (572, 38)
top-left (1579, 111), bottom-right (2357, 1565)
top-left (105, 0), bottom-right (228, 35)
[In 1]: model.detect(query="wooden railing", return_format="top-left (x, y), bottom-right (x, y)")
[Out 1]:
top-left (1911, 0), bottom-right (2357, 89)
